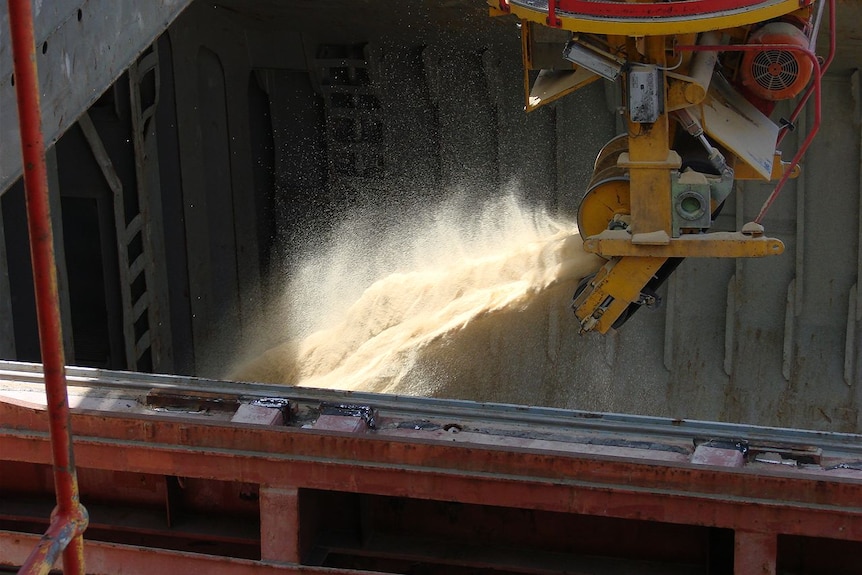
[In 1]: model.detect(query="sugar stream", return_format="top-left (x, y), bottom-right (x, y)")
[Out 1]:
top-left (229, 193), bottom-right (602, 399)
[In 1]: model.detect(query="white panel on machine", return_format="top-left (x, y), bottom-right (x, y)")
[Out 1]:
top-left (692, 73), bottom-right (779, 180)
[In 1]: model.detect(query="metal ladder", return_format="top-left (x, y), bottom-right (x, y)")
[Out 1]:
top-left (312, 44), bottom-right (385, 201)
top-left (77, 46), bottom-right (171, 373)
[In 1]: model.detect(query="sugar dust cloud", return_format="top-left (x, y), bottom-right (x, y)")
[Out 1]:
top-left (228, 191), bottom-right (602, 403)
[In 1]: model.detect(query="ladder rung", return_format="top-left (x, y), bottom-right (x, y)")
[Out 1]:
top-left (128, 254), bottom-right (146, 281)
top-left (135, 52), bottom-right (159, 77)
top-left (132, 292), bottom-right (150, 321)
top-left (125, 214), bottom-right (143, 242)
top-left (135, 331), bottom-right (151, 358)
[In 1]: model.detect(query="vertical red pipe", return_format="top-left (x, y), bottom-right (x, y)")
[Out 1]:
top-left (6, 1), bottom-right (88, 573)
top-left (776, 0), bottom-right (835, 146)
top-left (752, 44), bottom-right (821, 224)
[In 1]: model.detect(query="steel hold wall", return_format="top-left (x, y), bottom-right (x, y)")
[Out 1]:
top-left (1, 0), bottom-right (860, 432)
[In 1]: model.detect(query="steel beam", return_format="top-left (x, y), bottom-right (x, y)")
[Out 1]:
top-left (0, 0), bottom-right (194, 194)
top-left (2, 399), bottom-right (862, 543)
top-left (260, 487), bottom-right (301, 563)
top-left (2, 364), bottom-right (862, 571)
top-left (0, 531), bottom-right (386, 575)
top-left (3, 359), bottom-right (862, 454)
top-left (734, 531), bottom-right (777, 575)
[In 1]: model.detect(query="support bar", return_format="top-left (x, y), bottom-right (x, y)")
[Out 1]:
top-left (6, 0), bottom-right (88, 573)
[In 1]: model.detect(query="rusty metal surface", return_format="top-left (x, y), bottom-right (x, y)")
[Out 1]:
top-left (2, 378), bottom-right (862, 537)
top-left (0, 531), bottom-right (387, 575)
top-left (3, 360), bottom-right (862, 451)
top-left (2, 363), bottom-right (862, 570)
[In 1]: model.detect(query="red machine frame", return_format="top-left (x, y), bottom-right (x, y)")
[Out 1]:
top-left (3, 384), bottom-right (862, 573)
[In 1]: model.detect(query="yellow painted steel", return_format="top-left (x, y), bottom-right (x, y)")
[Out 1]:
top-left (626, 36), bottom-right (674, 243)
top-left (592, 134), bottom-right (628, 172)
top-left (579, 174), bottom-right (733, 246)
top-left (578, 136), bottom-right (630, 241)
top-left (666, 74), bottom-right (708, 111)
top-left (577, 179), bottom-right (630, 240)
top-left (502, 0), bottom-right (809, 36)
top-left (573, 256), bottom-right (667, 334)
top-left (733, 153), bottom-right (802, 181)
top-left (582, 230), bottom-right (785, 258)
top-left (509, 0), bottom-right (809, 332)
top-left (520, 20), bottom-right (600, 112)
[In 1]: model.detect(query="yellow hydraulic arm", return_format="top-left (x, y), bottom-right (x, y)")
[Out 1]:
top-left (489, 0), bottom-right (823, 333)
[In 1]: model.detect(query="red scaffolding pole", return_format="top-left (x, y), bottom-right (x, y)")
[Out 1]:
top-left (6, 0), bottom-right (89, 573)
top-left (676, 0), bottom-right (835, 226)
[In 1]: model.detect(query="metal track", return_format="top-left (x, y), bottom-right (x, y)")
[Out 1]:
top-left (2, 359), bottom-right (860, 455)
top-left (4, 357), bottom-right (862, 573)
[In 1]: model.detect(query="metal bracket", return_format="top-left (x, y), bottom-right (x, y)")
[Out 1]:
top-left (320, 402), bottom-right (378, 429)
top-left (628, 65), bottom-right (663, 123)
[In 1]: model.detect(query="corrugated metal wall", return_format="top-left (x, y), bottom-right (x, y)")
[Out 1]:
top-left (1, 0), bottom-right (859, 432)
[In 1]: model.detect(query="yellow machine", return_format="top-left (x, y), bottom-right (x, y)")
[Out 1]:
top-left (489, 0), bottom-right (829, 333)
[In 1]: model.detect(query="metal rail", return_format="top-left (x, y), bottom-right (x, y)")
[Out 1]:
top-left (3, 381), bottom-right (862, 574)
top-left (3, 359), bottom-right (862, 456)
top-left (5, 1), bottom-right (87, 573)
